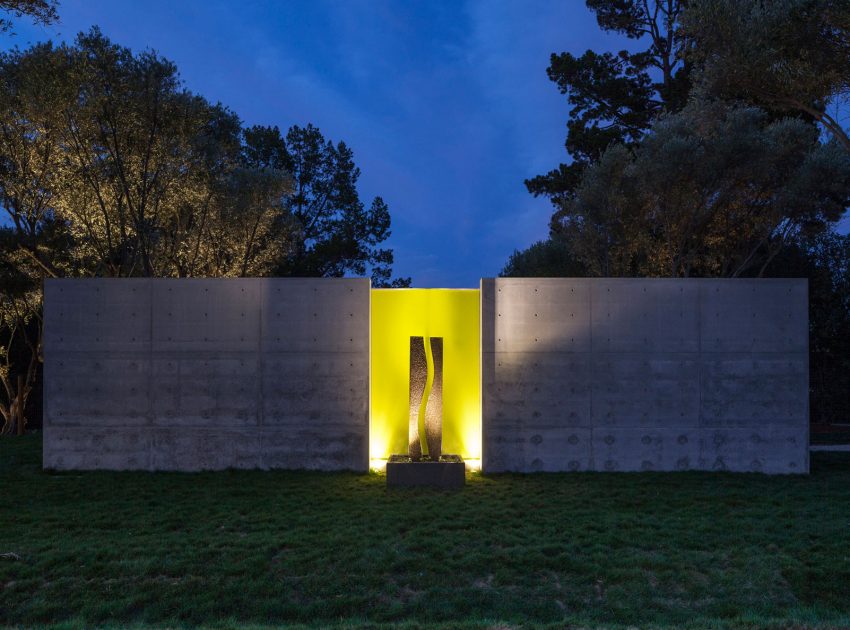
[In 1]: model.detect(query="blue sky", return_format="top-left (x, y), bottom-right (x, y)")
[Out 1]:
top-left (4, 0), bottom-right (635, 287)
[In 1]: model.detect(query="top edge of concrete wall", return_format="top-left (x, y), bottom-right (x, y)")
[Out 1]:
top-left (44, 277), bottom-right (372, 284)
top-left (482, 277), bottom-right (808, 283)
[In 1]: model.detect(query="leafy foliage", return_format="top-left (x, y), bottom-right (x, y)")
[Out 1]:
top-left (527, 0), bottom-right (690, 205)
top-left (552, 101), bottom-right (850, 277)
top-left (0, 0), bottom-right (58, 33)
top-left (500, 238), bottom-right (588, 277)
top-left (0, 29), bottom-right (406, 428)
top-left (681, 0), bottom-right (850, 151)
top-left (243, 124), bottom-right (409, 286)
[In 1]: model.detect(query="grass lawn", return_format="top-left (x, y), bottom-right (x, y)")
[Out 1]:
top-left (1, 435), bottom-right (849, 629)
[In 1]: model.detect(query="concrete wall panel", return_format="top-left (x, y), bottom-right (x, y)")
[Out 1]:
top-left (591, 428), bottom-right (700, 472)
top-left (591, 280), bottom-right (699, 353)
top-left (483, 278), bottom-right (808, 474)
top-left (43, 279), bottom-right (151, 353)
top-left (152, 279), bottom-right (261, 353)
top-left (699, 280), bottom-right (808, 353)
top-left (698, 428), bottom-right (807, 474)
top-left (44, 426), bottom-right (152, 470)
top-left (591, 354), bottom-right (700, 427)
top-left (484, 427), bottom-right (593, 472)
top-left (261, 279), bottom-right (370, 353)
top-left (482, 278), bottom-right (592, 354)
top-left (44, 278), bottom-right (370, 472)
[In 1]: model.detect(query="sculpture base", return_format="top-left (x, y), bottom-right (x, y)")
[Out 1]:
top-left (386, 454), bottom-right (465, 489)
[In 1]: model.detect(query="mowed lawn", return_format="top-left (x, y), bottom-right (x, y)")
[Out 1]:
top-left (1, 435), bottom-right (849, 629)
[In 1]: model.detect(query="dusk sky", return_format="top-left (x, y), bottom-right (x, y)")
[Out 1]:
top-left (3, 0), bottom-right (638, 287)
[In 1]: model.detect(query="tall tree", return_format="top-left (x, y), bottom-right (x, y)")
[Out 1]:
top-left (54, 30), bottom-right (296, 278)
top-left (527, 0), bottom-right (690, 206)
top-left (243, 124), bottom-right (409, 286)
top-left (682, 0), bottom-right (850, 152)
top-left (0, 29), bottom-right (408, 431)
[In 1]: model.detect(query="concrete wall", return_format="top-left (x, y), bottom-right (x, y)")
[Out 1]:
top-left (481, 278), bottom-right (809, 474)
top-left (43, 278), bottom-right (370, 471)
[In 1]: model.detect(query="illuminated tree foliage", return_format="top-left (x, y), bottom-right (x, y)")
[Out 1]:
top-left (0, 29), bottom-right (405, 430)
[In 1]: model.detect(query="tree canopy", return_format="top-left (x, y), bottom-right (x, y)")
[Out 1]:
top-left (553, 101), bottom-right (850, 277)
top-left (681, 0), bottom-right (850, 152)
top-left (0, 28), bottom-right (407, 432)
top-left (526, 0), bottom-right (690, 205)
top-left (0, 0), bottom-right (58, 33)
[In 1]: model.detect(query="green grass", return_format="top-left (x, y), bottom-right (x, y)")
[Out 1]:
top-left (1, 435), bottom-right (849, 629)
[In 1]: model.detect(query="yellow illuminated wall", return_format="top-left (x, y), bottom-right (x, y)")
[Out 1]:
top-left (370, 289), bottom-right (480, 460)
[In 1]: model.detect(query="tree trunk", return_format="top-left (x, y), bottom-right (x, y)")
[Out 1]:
top-left (15, 374), bottom-right (25, 435)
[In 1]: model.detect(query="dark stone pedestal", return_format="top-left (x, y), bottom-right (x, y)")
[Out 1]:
top-left (386, 454), bottom-right (465, 489)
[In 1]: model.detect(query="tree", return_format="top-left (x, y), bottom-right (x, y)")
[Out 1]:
top-left (681, 0), bottom-right (850, 152)
top-left (758, 230), bottom-right (850, 423)
top-left (527, 0), bottom-right (690, 206)
top-left (243, 124), bottom-right (410, 286)
top-left (0, 29), bottom-right (407, 431)
top-left (500, 238), bottom-right (588, 277)
top-left (552, 101), bottom-right (850, 277)
top-left (51, 30), bottom-right (296, 279)
top-left (0, 0), bottom-right (58, 33)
